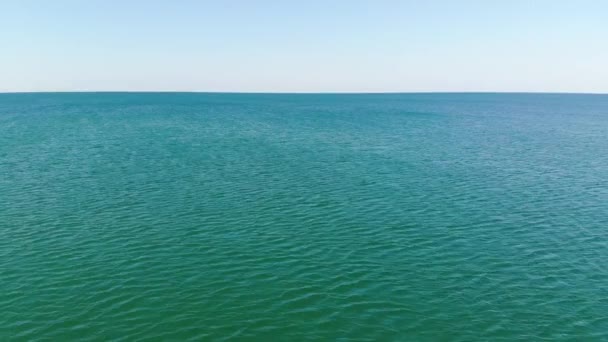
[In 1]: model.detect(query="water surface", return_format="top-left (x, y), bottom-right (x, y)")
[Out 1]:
top-left (1, 93), bottom-right (607, 340)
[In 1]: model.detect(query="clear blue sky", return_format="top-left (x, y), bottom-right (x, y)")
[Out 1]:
top-left (1, 0), bottom-right (606, 93)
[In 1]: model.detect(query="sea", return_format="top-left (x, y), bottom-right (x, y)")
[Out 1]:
top-left (1, 92), bottom-right (607, 341)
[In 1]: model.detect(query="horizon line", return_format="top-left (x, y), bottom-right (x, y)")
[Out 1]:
top-left (1, 90), bottom-right (607, 95)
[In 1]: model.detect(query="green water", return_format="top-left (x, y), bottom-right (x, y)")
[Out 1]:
top-left (1, 93), bottom-right (607, 341)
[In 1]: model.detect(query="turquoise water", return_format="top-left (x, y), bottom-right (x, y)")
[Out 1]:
top-left (1, 93), bottom-right (607, 341)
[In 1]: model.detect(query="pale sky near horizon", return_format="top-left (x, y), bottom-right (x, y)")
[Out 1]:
top-left (1, 0), bottom-right (607, 93)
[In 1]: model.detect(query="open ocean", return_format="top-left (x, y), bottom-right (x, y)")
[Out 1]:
top-left (1, 93), bottom-right (607, 341)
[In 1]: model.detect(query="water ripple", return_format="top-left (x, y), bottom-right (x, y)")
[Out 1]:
top-left (1, 93), bottom-right (608, 340)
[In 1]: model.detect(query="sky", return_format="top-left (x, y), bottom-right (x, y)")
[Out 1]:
top-left (0, 0), bottom-right (607, 93)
